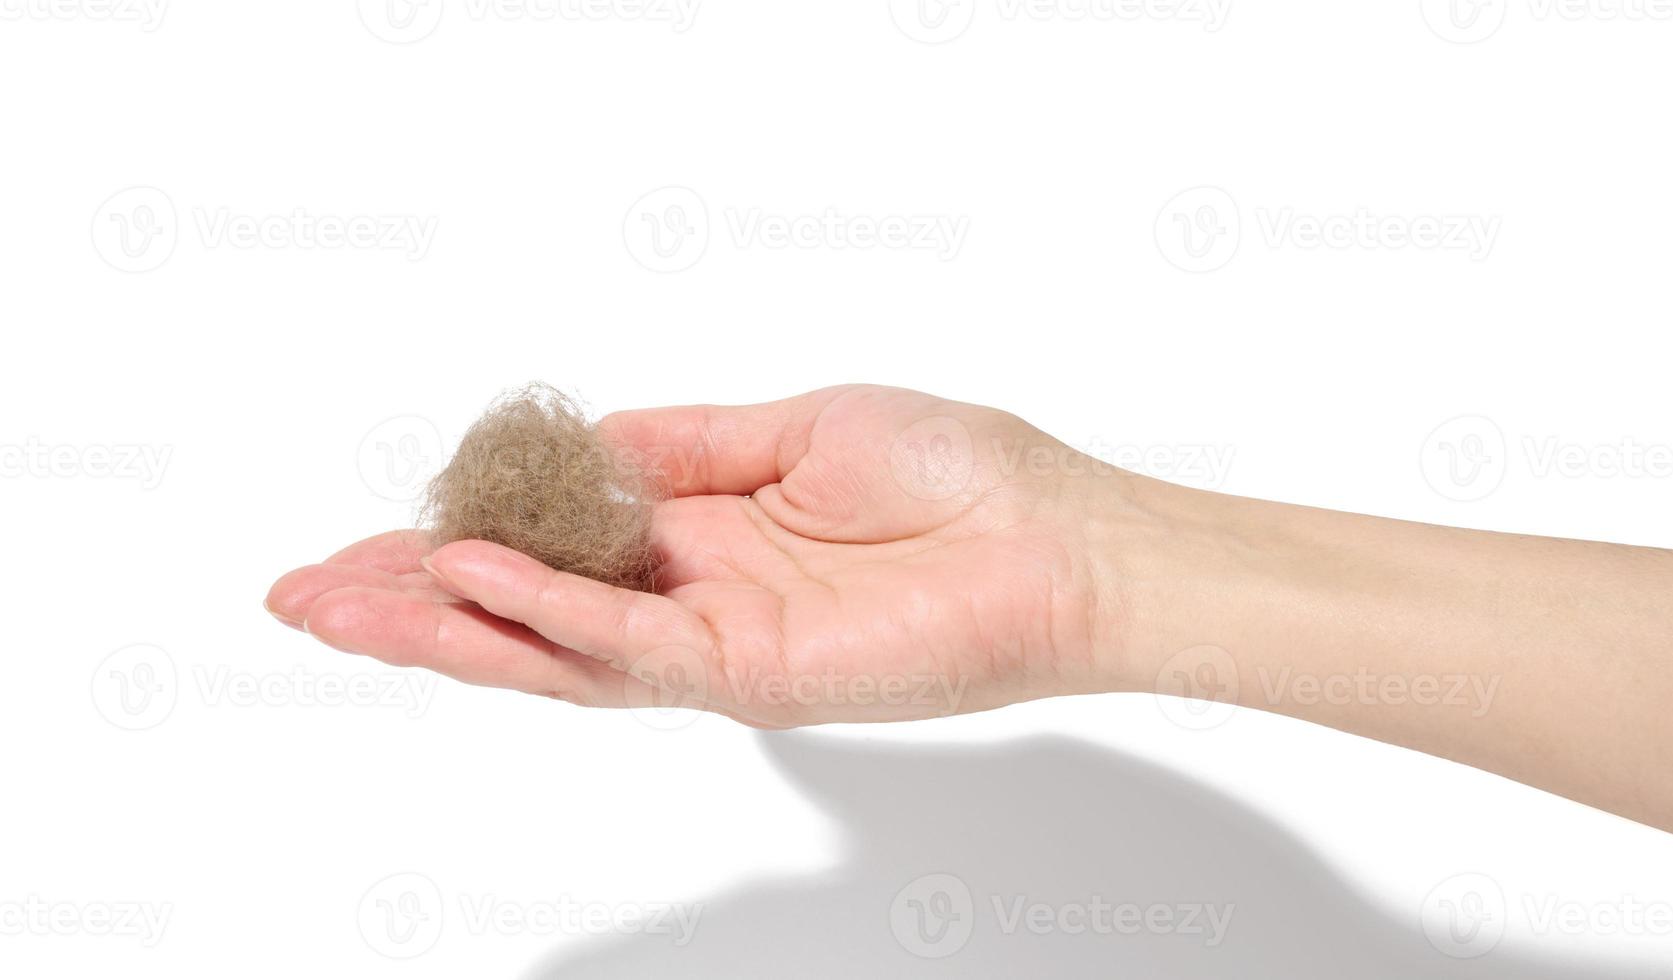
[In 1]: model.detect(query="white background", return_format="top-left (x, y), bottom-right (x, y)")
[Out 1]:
top-left (3, 0), bottom-right (1671, 976)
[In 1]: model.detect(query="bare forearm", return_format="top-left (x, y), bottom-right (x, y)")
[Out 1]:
top-left (1092, 474), bottom-right (1673, 831)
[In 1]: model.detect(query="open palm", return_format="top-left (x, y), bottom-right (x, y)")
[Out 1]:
top-left (266, 386), bottom-right (1112, 726)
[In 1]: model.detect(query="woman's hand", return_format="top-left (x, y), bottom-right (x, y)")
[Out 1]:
top-left (265, 385), bottom-right (1133, 726)
top-left (267, 383), bottom-right (1673, 830)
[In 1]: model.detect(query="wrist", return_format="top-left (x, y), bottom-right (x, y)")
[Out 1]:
top-left (1058, 468), bottom-right (1175, 695)
top-left (1071, 471), bottom-right (1290, 698)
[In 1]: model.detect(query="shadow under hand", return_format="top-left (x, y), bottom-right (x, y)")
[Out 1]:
top-left (525, 732), bottom-right (1650, 979)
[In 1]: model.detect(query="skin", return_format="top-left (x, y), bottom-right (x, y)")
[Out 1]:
top-left (265, 385), bottom-right (1673, 832)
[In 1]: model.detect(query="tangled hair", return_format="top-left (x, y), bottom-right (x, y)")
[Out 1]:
top-left (419, 384), bottom-right (660, 592)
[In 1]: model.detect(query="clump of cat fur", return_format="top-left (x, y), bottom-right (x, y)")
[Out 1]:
top-left (420, 384), bottom-right (660, 592)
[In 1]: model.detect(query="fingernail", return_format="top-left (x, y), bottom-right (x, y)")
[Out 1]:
top-left (264, 598), bottom-right (304, 630)
top-left (419, 555), bottom-right (459, 593)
